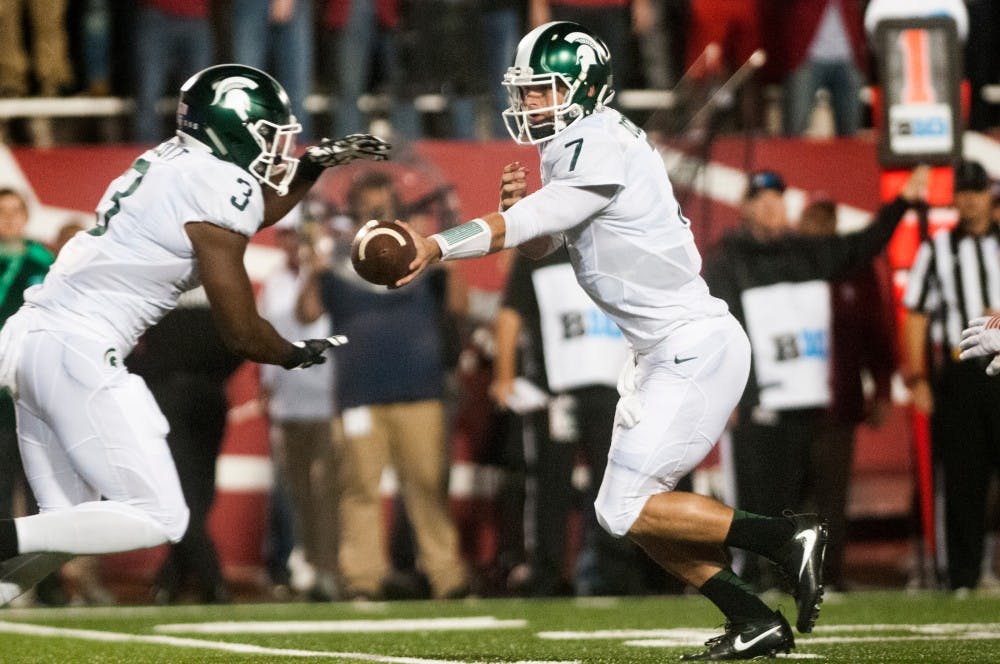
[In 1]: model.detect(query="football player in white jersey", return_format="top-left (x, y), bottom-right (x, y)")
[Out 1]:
top-left (398, 22), bottom-right (826, 661)
top-left (0, 64), bottom-right (389, 606)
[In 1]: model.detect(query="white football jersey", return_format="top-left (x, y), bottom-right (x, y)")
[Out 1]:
top-left (534, 107), bottom-right (727, 351)
top-left (24, 138), bottom-right (265, 351)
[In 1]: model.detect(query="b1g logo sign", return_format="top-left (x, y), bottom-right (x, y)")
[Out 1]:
top-left (771, 328), bottom-right (828, 363)
top-left (874, 18), bottom-right (962, 167)
top-left (559, 309), bottom-right (622, 341)
top-left (889, 103), bottom-right (953, 154)
top-left (741, 281), bottom-right (832, 411)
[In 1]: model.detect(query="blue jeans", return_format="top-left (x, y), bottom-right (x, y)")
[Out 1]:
top-left (133, 5), bottom-right (214, 144)
top-left (784, 58), bottom-right (863, 137)
top-left (482, 7), bottom-right (521, 138)
top-left (231, 0), bottom-right (314, 140)
top-left (328, 0), bottom-right (417, 138)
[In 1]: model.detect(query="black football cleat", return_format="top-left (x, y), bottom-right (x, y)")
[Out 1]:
top-left (680, 611), bottom-right (795, 660)
top-left (780, 513), bottom-right (829, 634)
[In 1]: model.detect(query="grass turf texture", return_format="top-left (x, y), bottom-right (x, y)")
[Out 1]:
top-left (0, 591), bottom-right (998, 662)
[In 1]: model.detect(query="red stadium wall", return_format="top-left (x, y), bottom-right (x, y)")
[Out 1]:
top-left (7, 137), bottom-right (902, 584)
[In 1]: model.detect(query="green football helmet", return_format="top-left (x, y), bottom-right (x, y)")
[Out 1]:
top-left (176, 64), bottom-right (302, 195)
top-left (502, 21), bottom-right (614, 145)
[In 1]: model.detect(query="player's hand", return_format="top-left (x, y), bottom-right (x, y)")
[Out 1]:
top-left (281, 335), bottom-right (349, 369)
top-left (299, 134), bottom-right (391, 180)
top-left (960, 316), bottom-right (1000, 375)
top-left (900, 164), bottom-right (931, 203)
top-left (393, 220), bottom-right (441, 288)
top-left (500, 161), bottom-right (529, 211)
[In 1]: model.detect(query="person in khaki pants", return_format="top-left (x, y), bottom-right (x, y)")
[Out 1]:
top-left (296, 170), bottom-right (469, 600)
top-left (337, 399), bottom-right (466, 599)
top-left (0, 0), bottom-right (73, 96)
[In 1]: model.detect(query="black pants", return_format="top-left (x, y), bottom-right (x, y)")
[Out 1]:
top-left (932, 361), bottom-right (1000, 589)
top-left (732, 407), bottom-right (823, 588)
top-left (149, 373), bottom-right (229, 601)
top-left (523, 385), bottom-right (663, 596)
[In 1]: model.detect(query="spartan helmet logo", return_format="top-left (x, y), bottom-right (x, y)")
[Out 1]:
top-left (211, 76), bottom-right (260, 121)
top-left (565, 31), bottom-right (609, 80)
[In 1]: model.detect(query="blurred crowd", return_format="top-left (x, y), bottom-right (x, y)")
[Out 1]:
top-left (2, 0), bottom-right (1000, 608)
top-left (0, 1), bottom-right (999, 146)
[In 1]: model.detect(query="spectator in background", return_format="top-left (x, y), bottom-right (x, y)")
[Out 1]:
top-left (682, 0), bottom-right (763, 130)
top-left (400, 1), bottom-right (485, 139)
top-left (903, 160), bottom-right (1000, 593)
top-left (529, 0), bottom-right (646, 90)
top-left (296, 170), bottom-right (469, 600)
top-left (797, 196), bottom-right (897, 591)
top-left (49, 219), bottom-right (84, 256)
top-left (324, 0), bottom-right (416, 139)
top-left (80, 0), bottom-right (112, 97)
top-left (133, 0), bottom-right (215, 143)
top-left (764, 0), bottom-right (866, 137)
top-left (703, 168), bottom-right (924, 590)
top-left (483, 1), bottom-right (526, 137)
top-left (128, 287), bottom-right (243, 604)
top-left (964, 0), bottom-right (1000, 131)
top-left (684, 0), bottom-right (759, 79)
top-left (0, 0), bottom-right (73, 97)
top-left (230, 0), bottom-right (314, 140)
top-left (258, 215), bottom-right (339, 601)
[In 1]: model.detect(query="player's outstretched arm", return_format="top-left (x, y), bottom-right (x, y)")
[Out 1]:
top-left (394, 213), bottom-right (508, 288)
top-left (187, 221), bottom-right (335, 369)
top-left (263, 134), bottom-right (392, 226)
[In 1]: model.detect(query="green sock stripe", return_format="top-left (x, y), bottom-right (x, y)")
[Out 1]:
top-left (711, 568), bottom-right (757, 595)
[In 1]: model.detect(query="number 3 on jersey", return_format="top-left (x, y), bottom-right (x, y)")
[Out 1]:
top-left (95, 158), bottom-right (151, 230)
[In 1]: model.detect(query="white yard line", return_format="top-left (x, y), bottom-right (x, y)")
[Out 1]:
top-left (155, 616), bottom-right (528, 634)
top-left (0, 620), bottom-right (578, 664)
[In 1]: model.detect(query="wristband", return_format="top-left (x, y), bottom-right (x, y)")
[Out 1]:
top-left (430, 218), bottom-right (492, 260)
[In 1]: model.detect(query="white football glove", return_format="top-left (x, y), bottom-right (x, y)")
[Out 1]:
top-left (299, 134), bottom-right (391, 180)
top-left (959, 316), bottom-right (1000, 375)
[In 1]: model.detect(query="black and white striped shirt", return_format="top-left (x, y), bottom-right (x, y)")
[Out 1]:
top-left (903, 223), bottom-right (1000, 356)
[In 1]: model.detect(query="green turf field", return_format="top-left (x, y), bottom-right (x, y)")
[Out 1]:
top-left (1, 591), bottom-right (998, 662)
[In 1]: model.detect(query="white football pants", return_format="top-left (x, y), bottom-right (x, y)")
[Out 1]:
top-left (11, 327), bottom-right (189, 556)
top-left (595, 314), bottom-right (751, 537)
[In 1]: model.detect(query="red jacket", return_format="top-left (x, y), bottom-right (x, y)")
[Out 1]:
top-left (325, 0), bottom-right (399, 30)
top-left (762, 0), bottom-right (867, 75)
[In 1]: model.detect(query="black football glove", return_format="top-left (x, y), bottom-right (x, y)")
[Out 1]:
top-left (281, 335), bottom-right (349, 370)
top-left (298, 134), bottom-right (392, 181)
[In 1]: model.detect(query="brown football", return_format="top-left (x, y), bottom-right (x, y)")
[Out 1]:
top-left (350, 220), bottom-right (417, 286)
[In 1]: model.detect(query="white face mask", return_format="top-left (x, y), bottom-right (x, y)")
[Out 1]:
top-left (248, 117), bottom-right (302, 196)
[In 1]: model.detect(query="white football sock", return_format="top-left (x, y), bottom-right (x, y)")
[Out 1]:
top-left (15, 501), bottom-right (174, 555)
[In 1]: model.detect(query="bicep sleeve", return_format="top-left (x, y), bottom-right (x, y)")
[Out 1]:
top-left (502, 183), bottom-right (617, 248)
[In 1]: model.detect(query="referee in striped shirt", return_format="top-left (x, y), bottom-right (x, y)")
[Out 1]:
top-left (902, 159), bottom-right (1000, 591)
